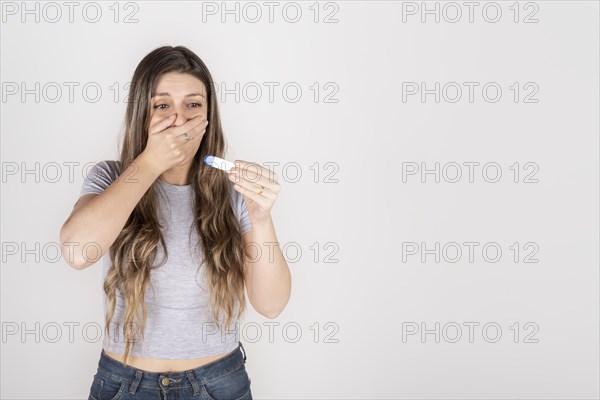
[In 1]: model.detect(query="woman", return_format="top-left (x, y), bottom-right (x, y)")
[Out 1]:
top-left (60, 45), bottom-right (291, 400)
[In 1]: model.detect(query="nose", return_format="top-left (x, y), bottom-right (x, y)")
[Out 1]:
top-left (171, 112), bottom-right (187, 127)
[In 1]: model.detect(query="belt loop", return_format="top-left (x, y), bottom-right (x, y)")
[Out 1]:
top-left (129, 370), bottom-right (143, 394)
top-left (239, 341), bottom-right (247, 362)
top-left (186, 371), bottom-right (201, 395)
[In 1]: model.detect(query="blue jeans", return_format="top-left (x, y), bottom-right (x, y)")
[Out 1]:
top-left (88, 341), bottom-right (252, 400)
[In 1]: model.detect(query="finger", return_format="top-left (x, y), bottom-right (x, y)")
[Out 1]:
top-left (180, 120), bottom-right (209, 145)
top-left (233, 160), bottom-right (278, 183)
top-left (234, 160), bottom-right (270, 175)
top-left (229, 169), bottom-right (280, 195)
top-left (231, 171), bottom-right (275, 187)
top-left (172, 115), bottom-right (206, 138)
top-left (232, 181), bottom-right (274, 204)
top-left (188, 116), bottom-right (209, 139)
top-left (148, 114), bottom-right (177, 135)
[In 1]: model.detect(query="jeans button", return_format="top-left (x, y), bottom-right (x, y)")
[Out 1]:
top-left (161, 377), bottom-right (170, 386)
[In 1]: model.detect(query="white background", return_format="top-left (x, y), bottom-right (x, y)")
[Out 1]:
top-left (1, 1), bottom-right (599, 399)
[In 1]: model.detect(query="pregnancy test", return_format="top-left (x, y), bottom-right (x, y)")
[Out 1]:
top-left (204, 155), bottom-right (235, 172)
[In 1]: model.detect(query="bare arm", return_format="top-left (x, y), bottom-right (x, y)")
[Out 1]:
top-left (59, 154), bottom-right (161, 270)
top-left (60, 113), bottom-right (208, 270)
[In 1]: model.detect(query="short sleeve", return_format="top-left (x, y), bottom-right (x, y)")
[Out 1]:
top-left (229, 180), bottom-right (252, 234)
top-left (239, 195), bottom-right (252, 234)
top-left (80, 160), bottom-right (120, 197)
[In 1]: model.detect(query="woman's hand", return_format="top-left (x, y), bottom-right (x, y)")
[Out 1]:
top-left (228, 160), bottom-right (280, 222)
top-left (141, 114), bottom-right (208, 175)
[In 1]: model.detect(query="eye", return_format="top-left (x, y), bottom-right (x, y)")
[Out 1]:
top-left (189, 103), bottom-right (202, 108)
top-left (154, 104), bottom-right (168, 110)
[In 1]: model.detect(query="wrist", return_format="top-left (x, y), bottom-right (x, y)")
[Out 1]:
top-left (251, 213), bottom-right (273, 229)
top-left (135, 152), bottom-right (163, 179)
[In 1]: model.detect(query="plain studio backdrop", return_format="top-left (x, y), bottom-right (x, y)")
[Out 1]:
top-left (1, 1), bottom-right (598, 399)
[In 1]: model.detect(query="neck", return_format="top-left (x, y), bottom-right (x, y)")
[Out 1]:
top-left (159, 164), bottom-right (191, 186)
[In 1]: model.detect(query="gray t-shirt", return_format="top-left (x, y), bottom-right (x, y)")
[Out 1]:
top-left (79, 160), bottom-right (251, 359)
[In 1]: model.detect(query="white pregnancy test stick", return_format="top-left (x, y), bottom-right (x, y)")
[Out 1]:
top-left (203, 155), bottom-right (235, 172)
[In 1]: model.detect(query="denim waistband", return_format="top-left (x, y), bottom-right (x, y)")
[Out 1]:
top-left (96, 341), bottom-right (247, 393)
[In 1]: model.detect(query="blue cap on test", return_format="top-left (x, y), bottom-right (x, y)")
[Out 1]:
top-left (203, 155), bottom-right (215, 166)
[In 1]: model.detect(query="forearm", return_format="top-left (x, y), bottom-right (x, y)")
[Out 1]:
top-left (246, 216), bottom-right (291, 318)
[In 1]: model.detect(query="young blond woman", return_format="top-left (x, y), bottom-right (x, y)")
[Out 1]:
top-left (60, 45), bottom-right (291, 400)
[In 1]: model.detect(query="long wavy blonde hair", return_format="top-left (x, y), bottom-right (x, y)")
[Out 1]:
top-left (104, 46), bottom-right (247, 364)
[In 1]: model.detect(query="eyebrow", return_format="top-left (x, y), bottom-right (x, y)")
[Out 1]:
top-left (151, 92), bottom-right (206, 99)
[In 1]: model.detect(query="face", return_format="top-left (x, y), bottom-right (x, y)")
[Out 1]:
top-left (149, 71), bottom-right (207, 130)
